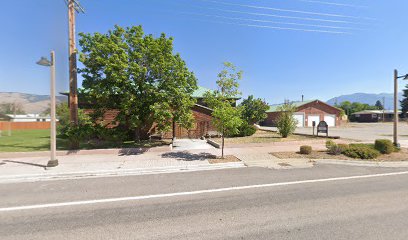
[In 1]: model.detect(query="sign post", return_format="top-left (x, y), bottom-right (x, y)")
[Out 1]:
top-left (317, 121), bottom-right (329, 137)
top-left (312, 121), bottom-right (316, 136)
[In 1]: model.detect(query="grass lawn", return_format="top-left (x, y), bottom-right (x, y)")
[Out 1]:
top-left (212, 130), bottom-right (320, 145)
top-left (0, 129), bottom-right (51, 152)
top-left (0, 129), bottom-right (170, 152)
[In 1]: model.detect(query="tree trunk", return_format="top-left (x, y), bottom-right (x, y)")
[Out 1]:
top-left (134, 126), bottom-right (150, 141)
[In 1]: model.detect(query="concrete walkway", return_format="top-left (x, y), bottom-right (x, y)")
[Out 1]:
top-left (238, 153), bottom-right (313, 169)
top-left (172, 138), bottom-right (214, 151)
top-left (0, 149), bottom-right (244, 183)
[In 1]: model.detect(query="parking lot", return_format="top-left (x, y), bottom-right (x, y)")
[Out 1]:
top-left (263, 122), bottom-right (408, 145)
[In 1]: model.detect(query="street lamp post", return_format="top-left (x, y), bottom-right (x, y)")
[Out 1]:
top-left (37, 51), bottom-right (58, 168)
top-left (393, 69), bottom-right (408, 147)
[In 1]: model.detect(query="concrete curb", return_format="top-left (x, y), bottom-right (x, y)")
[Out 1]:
top-left (316, 159), bottom-right (408, 168)
top-left (207, 139), bottom-right (220, 148)
top-left (0, 146), bottom-right (172, 159)
top-left (0, 162), bottom-right (245, 184)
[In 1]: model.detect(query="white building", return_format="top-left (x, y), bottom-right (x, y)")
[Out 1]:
top-left (0, 114), bottom-right (53, 122)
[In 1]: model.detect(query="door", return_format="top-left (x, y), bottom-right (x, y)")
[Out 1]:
top-left (324, 115), bottom-right (336, 127)
top-left (307, 115), bottom-right (320, 127)
top-left (293, 113), bottom-right (304, 127)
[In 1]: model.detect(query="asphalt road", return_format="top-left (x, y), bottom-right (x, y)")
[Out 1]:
top-left (1, 164), bottom-right (408, 239)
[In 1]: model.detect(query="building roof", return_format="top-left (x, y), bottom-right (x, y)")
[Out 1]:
top-left (191, 86), bottom-right (212, 98)
top-left (266, 100), bottom-right (316, 113)
top-left (2, 114), bottom-right (52, 119)
top-left (352, 110), bottom-right (400, 115)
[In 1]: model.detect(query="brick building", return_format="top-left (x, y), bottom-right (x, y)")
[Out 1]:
top-left (65, 86), bottom-right (238, 139)
top-left (261, 100), bottom-right (342, 127)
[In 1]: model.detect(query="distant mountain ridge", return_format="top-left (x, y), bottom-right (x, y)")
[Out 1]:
top-left (327, 92), bottom-right (403, 110)
top-left (0, 92), bottom-right (66, 114)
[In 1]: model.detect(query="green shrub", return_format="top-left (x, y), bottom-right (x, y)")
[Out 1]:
top-left (374, 139), bottom-right (395, 154)
top-left (62, 124), bottom-right (93, 149)
top-left (343, 145), bottom-right (380, 159)
top-left (326, 141), bottom-right (348, 155)
top-left (328, 145), bottom-right (343, 155)
top-left (326, 140), bottom-right (336, 151)
top-left (337, 144), bottom-right (349, 152)
top-left (276, 104), bottom-right (298, 138)
top-left (230, 123), bottom-right (257, 137)
top-left (300, 145), bottom-right (312, 155)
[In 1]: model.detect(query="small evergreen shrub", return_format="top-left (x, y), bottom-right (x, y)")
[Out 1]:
top-left (300, 145), bottom-right (312, 155)
top-left (337, 144), bottom-right (349, 153)
top-left (236, 123), bottom-right (257, 137)
top-left (374, 139), bottom-right (395, 154)
top-left (326, 140), bottom-right (336, 151)
top-left (343, 145), bottom-right (380, 159)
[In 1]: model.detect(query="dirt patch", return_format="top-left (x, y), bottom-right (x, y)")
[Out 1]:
top-left (377, 148), bottom-right (408, 161)
top-left (272, 151), bottom-right (353, 160)
top-left (271, 148), bottom-right (408, 162)
top-left (209, 155), bottom-right (241, 164)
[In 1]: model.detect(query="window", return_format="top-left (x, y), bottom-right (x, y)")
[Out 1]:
top-left (372, 114), bottom-right (377, 118)
top-left (355, 114), bottom-right (360, 117)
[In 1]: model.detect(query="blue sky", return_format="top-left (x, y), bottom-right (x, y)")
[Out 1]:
top-left (1, 0), bottom-right (407, 104)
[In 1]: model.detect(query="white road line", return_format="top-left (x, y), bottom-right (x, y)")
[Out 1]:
top-left (1, 171), bottom-right (408, 212)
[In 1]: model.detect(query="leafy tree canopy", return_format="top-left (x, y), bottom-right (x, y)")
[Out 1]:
top-left (78, 25), bottom-right (197, 140)
top-left (375, 100), bottom-right (384, 110)
top-left (336, 101), bottom-right (379, 116)
top-left (239, 95), bottom-right (268, 124)
top-left (204, 62), bottom-right (243, 158)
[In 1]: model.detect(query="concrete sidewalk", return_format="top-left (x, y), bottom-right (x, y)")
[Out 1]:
top-left (0, 138), bottom-right (356, 183)
top-left (0, 149), bottom-right (244, 183)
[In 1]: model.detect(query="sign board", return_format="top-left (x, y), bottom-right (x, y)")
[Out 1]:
top-left (317, 121), bottom-right (328, 137)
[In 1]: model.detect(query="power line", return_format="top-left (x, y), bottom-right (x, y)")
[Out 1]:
top-left (178, 11), bottom-right (362, 30)
top-left (197, 0), bottom-right (373, 20)
top-left (299, 0), bottom-right (367, 8)
top-left (203, 7), bottom-right (365, 24)
top-left (193, 18), bottom-right (351, 34)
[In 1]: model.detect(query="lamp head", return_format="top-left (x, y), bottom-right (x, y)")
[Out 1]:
top-left (36, 57), bottom-right (52, 67)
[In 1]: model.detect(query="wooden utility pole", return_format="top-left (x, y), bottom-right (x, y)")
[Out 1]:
top-left (394, 70), bottom-right (399, 146)
top-left (68, 0), bottom-right (78, 125)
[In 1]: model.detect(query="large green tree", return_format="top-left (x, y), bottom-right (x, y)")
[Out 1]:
top-left (204, 62), bottom-right (243, 158)
top-left (401, 87), bottom-right (408, 117)
top-left (78, 25), bottom-right (197, 140)
top-left (337, 101), bottom-right (378, 117)
top-left (375, 100), bottom-right (384, 110)
top-left (239, 95), bottom-right (268, 124)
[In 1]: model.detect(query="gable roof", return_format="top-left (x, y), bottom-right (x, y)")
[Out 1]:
top-left (191, 86), bottom-right (212, 98)
top-left (267, 100), bottom-right (315, 113)
top-left (267, 100), bottom-right (341, 113)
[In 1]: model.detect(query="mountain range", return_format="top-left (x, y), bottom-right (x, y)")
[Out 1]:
top-left (0, 91), bottom-right (404, 114)
top-left (0, 92), bottom-right (67, 114)
top-left (326, 93), bottom-right (403, 110)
